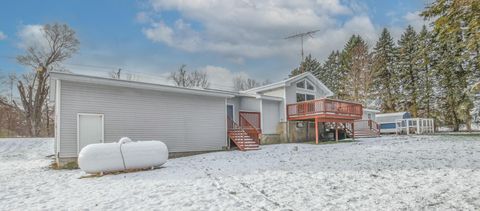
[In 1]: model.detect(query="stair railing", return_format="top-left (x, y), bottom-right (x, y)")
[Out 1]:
top-left (239, 113), bottom-right (261, 145)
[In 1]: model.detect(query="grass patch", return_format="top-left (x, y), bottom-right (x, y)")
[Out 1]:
top-left (50, 161), bottom-right (78, 170)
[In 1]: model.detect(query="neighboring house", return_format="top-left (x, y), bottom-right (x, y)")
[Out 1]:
top-left (50, 71), bottom-right (371, 167)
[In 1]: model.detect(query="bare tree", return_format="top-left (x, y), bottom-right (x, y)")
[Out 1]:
top-left (15, 23), bottom-right (79, 136)
top-left (170, 65), bottom-right (209, 88)
top-left (232, 75), bottom-right (261, 91)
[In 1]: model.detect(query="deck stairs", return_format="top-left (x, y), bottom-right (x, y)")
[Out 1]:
top-left (227, 117), bottom-right (260, 151)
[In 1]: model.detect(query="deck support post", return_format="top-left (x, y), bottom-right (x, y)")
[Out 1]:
top-left (315, 117), bottom-right (319, 145)
top-left (406, 120), bottom-right (410, 135)
top-left (335, 122), bottom-right (338, 142)
top-left (351, 122), bottom-right (355, 141)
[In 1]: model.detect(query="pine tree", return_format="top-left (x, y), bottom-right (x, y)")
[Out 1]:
top-left (422, 0), bottom-right (480, 130)
top-left (416, 26), bottom-right (436, 118)
top-left (340, 35), bottom-right (373, 104)
top-left (318, 51), bottom-right (342, 96)
top-left (290, 54), bottom-right (322, 77)
top-left (372, 28), bottom-right (398, 112)
top-left (433, 30), bottom-right (472, 131)
top-left (397, 25), bottom-right (420, 117)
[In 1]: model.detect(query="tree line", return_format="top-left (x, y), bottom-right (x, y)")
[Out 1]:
top-left (291, 0), bottom-right (479, 131)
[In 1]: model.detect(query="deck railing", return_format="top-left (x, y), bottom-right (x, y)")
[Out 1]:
top-left (287, 98), bottom-right (363, 120)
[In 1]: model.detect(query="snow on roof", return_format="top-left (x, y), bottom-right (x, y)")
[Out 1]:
top-left (241, 72), bottom-right (334, 96)
top-left (50, 71), bottom-right (235, 98)
top-left (376, 112), bottom-right (409, 117)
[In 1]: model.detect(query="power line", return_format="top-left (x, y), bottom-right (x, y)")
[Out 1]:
top-left (0, 54), bottom-right (238, 90)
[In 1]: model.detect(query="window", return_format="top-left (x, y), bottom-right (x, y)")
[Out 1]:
top-left (306, 81), bottom-right (314, 90)
top-left (296, 79), bottom-right (315, 91)
top-left (296, 93), bottom-right (306, 102)
top-left (296, 93), bottom-right (315, 102)
top-left (296, 81), bottom-right (305, 88)
top-left (306, 94), bottom-right (315, 101)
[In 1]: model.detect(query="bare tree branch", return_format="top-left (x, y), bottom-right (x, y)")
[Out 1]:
top-left (170, 65), bottom-right (210, 88)
top-left (15, 23), bottom-right (79, 136)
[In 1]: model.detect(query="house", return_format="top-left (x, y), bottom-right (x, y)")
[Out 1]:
top-left (50, 71), bottom-right (369, 167)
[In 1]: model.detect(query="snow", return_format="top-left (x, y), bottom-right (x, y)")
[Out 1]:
top-left (1, 136), bottom-right (480, 210)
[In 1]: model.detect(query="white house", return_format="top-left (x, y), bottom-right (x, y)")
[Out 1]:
top-left (51, 71), bottom-right (370, 167)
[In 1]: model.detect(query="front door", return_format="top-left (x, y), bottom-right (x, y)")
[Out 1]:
top-left (78, 113), bottom-right (104, 153)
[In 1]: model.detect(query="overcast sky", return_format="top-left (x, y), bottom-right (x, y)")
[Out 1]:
top-left (0, 0), bottom-right (430, 89)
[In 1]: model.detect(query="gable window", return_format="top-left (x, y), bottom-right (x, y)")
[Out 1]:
top-left (296, 81), bottom-right (305, 89)
top-left (296, 79), bottom-right (315, 91)
top-left (306, 81), bottom-right (314, 90)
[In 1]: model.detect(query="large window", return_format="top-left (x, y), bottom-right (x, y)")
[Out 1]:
top-left (306, 81), bottom-right (314, 90)
top-left (296, 93), bottom-right (305, 102)
top-left (296, 81), bottom-right (305, 89)
top-left (296, 80), bottom-right (315, 91)
top-left (296, 93), bottom-right (315, 102)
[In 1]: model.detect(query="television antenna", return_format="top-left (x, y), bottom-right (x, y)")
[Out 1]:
top-left (285, 29), bottom-right (320, 62)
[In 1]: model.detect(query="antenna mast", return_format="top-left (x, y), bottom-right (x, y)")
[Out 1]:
top-left (285, 30), bottom-right (320, 62)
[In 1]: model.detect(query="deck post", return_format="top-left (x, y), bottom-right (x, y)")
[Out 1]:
top-left (406, 120), bottom-right (410, 135)
top-left (315, 117), bottom-right (319, 144)
top-left (351, 122), bottom-right (355, 141)
top-left (335, 122), bottom-right (338, 142)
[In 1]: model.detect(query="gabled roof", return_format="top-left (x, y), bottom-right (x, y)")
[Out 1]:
top-left (241, 72), bottom-right (334, 96)
top-left (50, 71), bottom-right (235, 98)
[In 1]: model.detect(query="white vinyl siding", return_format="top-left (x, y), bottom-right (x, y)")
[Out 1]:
top-left (59, 81), bottom-right (227, 157)
top-left (239, 97), bottom-right (261, 112)
top-left (261, 88), bottom-right (285, 98)
top-left (261, 100), bottom-right (280, 134)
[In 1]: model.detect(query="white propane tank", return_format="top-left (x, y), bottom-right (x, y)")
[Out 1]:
top-left (78, 138), bottom-right (168, 174)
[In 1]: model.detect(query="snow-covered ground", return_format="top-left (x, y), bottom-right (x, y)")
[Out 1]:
top-left (1, 136), bottom-right (480, 210)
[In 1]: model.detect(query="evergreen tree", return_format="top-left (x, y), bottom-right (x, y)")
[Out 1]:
top-left (422, 0), bottom-right (480, 130)
top-left (415, 26), bottom-right (437, 118)
top-left (340, 35), bottom-right (373, 104)
top-left (290, 54), bottom-right (322, 77)
top-left (397, 25), bottom-right (420, 117)
top-left (318, 51), bottom-right (342, 96)
top-left (372, 28), bottom-right (398, 112)
top-left (433, 30), bottom-right (472, 131)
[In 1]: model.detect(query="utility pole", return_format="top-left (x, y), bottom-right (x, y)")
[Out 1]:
top-left (117, 68), bottom-right (122, 79)
top-left (285, 30), bottom-right (320, 62)
top-left (8, 74), bottom-right (15, 137)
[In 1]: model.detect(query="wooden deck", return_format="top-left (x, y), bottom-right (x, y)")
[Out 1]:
top-left (287, 98), bottom-right (363, 144)
top-left (287, 98), bottom-right (363, 121)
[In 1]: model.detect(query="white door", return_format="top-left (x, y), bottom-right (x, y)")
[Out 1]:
top-left (78, 114), bottom-right (104, 153)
